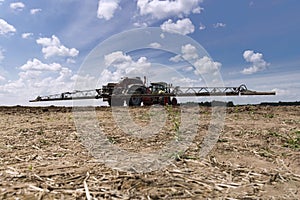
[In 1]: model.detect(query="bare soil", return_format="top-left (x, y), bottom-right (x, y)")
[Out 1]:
top-left (0, 105), bottom-right (299, 199)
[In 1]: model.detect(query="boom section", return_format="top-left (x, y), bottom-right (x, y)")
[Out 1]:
top-left (29, 89), bottom-right (101, 102)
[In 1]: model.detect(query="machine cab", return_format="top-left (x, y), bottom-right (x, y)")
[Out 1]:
top-left (150, 82), bottom-right (170, 94)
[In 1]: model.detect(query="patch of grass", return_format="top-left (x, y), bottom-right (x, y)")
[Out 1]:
top-left (268, 130), bottom-right (299, 150)
top-left (171, 151), bottom-right (195, 161)
top-left (39, 139), bottom-right (48, 145)
top-left (284, 138), bottom-right (300, 149)
top-left (283, 130), bottom-right (300, 150)
top-left (258, 149), bottom-right (274, 158)
top-left (268, 131), bottom-right (281, 137)
top-left (107, 136), bottom-right (117, 144)
top-left (234, 107), bottom-right (240, 113)
top-left (18, 128), bottom-right (29, 133)
top-left (264, 113), bottom-right (274, 118)
top-left (53, 153), bottom-right (66, 157)
top-left (218, 138), bottom-right (228, 143)
top-left (37, 129), bottom-right (44, 135)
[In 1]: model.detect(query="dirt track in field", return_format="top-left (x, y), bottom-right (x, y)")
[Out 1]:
top-left (0, 105), bottom-right (299, 199)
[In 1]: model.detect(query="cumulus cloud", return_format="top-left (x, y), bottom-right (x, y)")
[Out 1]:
top-left (213, 22), bottom-right (226, 28)
top-left (97, 0), bottom-right (120, 20)
top-left (149, 42), bottom-right (161, 48)
top-left (133, 22), bottom-right (148, 28)
top-left (101, 51), bottom-right (151, 83)
top-left (242, 50), bottom-right (270, 74)
top-left (0, 0), bottom-right (4, 5)
top-left (0, 19), bottom-right (16, 35)
top-left (160, 18), bottom-right (195, 35)
top-left (171, 76), bottom-right (200, 87)
top-left (181, 44), bottom-right (199, 60)
top-left (137, 0), bottom-right (204, 19)
top-left (36, 35), bottom-right (79, 59)
top-left (194, 56), bottom-right (221, 75)
top-left (30, 8), bottom-right (42, 15)
top-left (170, 43), bottom-right (221, 75)
top-left (0, 58), bottom-right (77, 101)
top-left (22, 32), bottom-right (33, 39)
top-left (199, 23), bottom-right (206, 30)
top-left (169, 44), bottom-right (198, 62)
top-left (20, 58), bottom-right (62, 71)
top-left (10, 2), bottom-right (25, 11)
top-left (169, 55), bottom-right (182, 63)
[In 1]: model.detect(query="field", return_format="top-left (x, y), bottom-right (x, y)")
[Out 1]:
top-left (0, 105), bottom-right (299, 199)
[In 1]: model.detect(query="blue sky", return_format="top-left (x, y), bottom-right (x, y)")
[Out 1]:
top-left (0, 0), bottom-right (299, 105)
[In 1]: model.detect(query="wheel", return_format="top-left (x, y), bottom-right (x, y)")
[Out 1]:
top-left (129, 90), bottom-right (142, 106)
top-left (171, 97), bottom-right (178, 106)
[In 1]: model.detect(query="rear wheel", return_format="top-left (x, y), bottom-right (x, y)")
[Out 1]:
top-left (129, 90), bottom-right (142, 106)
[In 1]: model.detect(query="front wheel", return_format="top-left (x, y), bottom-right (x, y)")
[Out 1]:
top-left (171, 97), bottom-right (178, 106)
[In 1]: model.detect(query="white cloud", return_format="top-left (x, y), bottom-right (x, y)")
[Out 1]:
top-left (0, 74), bottom-right (5, 81)
top-left (169, 44), bottom-right (198, 62)
top-left (101, 51), bottom-right (151, 83)
top-left (137, 0), bottom-right (204, 19)
top-left (181, 44), bottom-right (199, 60)
top-left (199, 23), bottom-right (206, 30)
top-left (30, 8), bottom-right (42, 15)
top-left (97, 0), bottom-right (120, 20)
top-left (133, 22), bottom-right (148, 28)
top-left (160, 18), bottom-right (195, 35)
top-left (169, 55), bottom-right (182, 62)
top-left (171, 76), bottom-right (200, 87)
top-left (10, 2), bottom-right (25, 11)
top-left (0, 59), bottom-right (77, 103)
top-left (0, 19), bottom-right (16, 35)
top-left (20, 58), bottom-right (62, 71)
top-left (241, 50), bottom-right (270, 74)
top-left (66, 58), bottom-right (76, 64)
top-left (104, 51), bottom-right (131, 67)
top-left (213, 22), bottom-right (226, 28)
top-left (182, 66), bottom-right (194, 72)
top-left (169, 44), bottom-right (221, 75)
top-left (0, 0), bottom-right (4, 5)
top-left (149, 42), bottom-right (161, 48)
top-left (194, 56), bottom-right (221, 75)
top-left (36, 35), bottom-right (79, 59)
top-left (0, 48), bottom-right (4, 62)
top-left (22, 32), bottom-right (33, 39)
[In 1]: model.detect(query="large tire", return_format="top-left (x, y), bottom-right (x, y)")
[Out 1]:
top-left (129, 90), bottom-right (142, 106)
top-left (171, 97), bottom-right (178, 106)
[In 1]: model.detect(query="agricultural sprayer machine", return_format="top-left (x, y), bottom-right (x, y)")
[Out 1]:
top-left (30, 76), bottom-right (275, 106)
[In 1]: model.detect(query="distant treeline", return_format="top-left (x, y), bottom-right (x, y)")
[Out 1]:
top-left (183, 101), bottom-right (300, 107)
top-left (259, 101), bottom-right (300, 106)
top-left (183, 101), bottom-right (234, 107)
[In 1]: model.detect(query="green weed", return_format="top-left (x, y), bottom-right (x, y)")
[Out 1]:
top-left (37, 129), bottom-right (44, 135)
